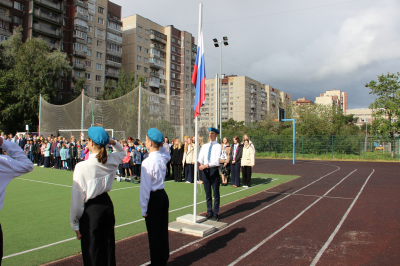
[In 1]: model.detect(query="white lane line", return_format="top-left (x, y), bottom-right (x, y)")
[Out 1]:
top-left (264, 191), bottom-right (354, 200)
top-left (3, 179), bottom-right (274, 259)
top-left (139, 166), bottom-right (342, 266)
top-left (310, 169), bottom-right (375, 266)
top-left (228, 169), bottom-right (357, 266)
top-left (16, 178), bottom-right (72, 188)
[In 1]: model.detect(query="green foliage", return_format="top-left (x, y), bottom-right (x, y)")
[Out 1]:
top-left (366, 72), bottom-right (400, 136)
top-left (99, 68), bottom-right (145, 100)
top-left (0, 26), bottom-right (72, 133)
top-left (156, 119), bottom-right (176, 139)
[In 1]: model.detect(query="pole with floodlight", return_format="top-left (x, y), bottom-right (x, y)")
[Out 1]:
top-left (213, 37), bottom-right (228, 142)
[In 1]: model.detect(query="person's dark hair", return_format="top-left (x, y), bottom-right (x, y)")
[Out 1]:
top-left (88, 137), bottom-right (108, 164)
top-left (232, 136), bottom-right (240, 144)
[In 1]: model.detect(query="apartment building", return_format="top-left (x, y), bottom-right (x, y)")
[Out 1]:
top-left (200, 75), bottom-right (290, 126)
top-left (121, 14), bottom-right (196, 138)
top-left (315, 89), bottom-right (348, 113)
top-left (293, 97), bottom-right (314, 106)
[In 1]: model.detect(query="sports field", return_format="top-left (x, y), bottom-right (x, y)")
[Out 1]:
top-left (43, 159), bottom-right (400, 266)
top-left (1, 166), bottom-right (298, 266)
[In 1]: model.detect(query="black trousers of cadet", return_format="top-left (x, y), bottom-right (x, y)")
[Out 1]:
top-left (184, 164), bottom-right (194, 183)
top-left (202, 167), bottom-right (220, 216)
top-left (79, 193), bottom-right (116, 266)
top-left (242, 166), bottom-right (252, 187)
top-left (172, 164), bottom-right (182, 182)
top-left (145, 189), bottom-right (169, 266)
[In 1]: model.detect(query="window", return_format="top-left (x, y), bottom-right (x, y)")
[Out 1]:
top-left (172, 46), bottom-right (175, 52)
top-left (230, 82), bottom-right (233, 85)
top-left (88, 26), bottom-right (93, 32)
top-left (230, 102), bottom-right (233, 105)
top-left (144, 48), bottom-right (148, 54)
top-left (96, 63), bottom-right (102, 70)
top-left (144, 58), bottom-right (148, 63)
top-left (13, 16), bottom-right (22, 24)
top-left (138, 26), bottom-right (142, 32)
top-left (74, 18), bottom-right (88, 28)
top-left (144, 67), bottom-right (148, 73)
top-left (95, 87), bottom-right (101, 94)
top-left (186, 58), bottom-right (189, 64)
top-left (145, 39), bottom-right (149, 45)
top-left (186, 75), bottom-right (189, 81)
top-left (230, 112), bottom-right (233, 116)
top-left (98, 6), bottom-right (104, 14)
top-left (172, 73), bottom-right (175, 78)
top-left (85, 73), bottom-right (91, 80)
top-left (178, 40), bottom-right (181, 45)
top-left (186, 50), bottom-right (189, 55)
top-left (74, 71), bottom-right (82, 77)
top-left (171, 64), bottom-right (175, 69)
top-left (172, 55), bottom-right (175, 61)
top-left (145, 29), bottom-right (149, 35)
top-left (171, 81), bottom-right (175, 87)
top-left (87, 37), bottom-right (92, 44)
top-left (138, 36), bottom-right (142, 42)
top-left (137, 65), bottom-right (141, 71)
top-left (86, 61), bottom-right (92, 68)
top-left (74, 30), bottom-right (87, 40)
top-left (137, 45), bottom-right (142, 52)
top-left (87, 49), bottom-right (92, 56)
top-left (186, 67), bottom-right (189, 72)
top-left (172, 37), bottom-right (175, 43)
top-left (98, 18), bottom-right (104, 25)
top-left (186, 41), bottom-right (190, 47)
top-left (97, 40), bottom-right (102, 47)
top-left (88, 2), bottom-right (95, 14)
top-left (177, 83), bottom-right (180, 88)
top-left (95, 75), bottom-right (101, 82)
top-left (96, 52), bottom-right (102, 59)
top-left (88, 14), bottom-right (93, 21)
top-left (107, 32), bottom-right (122, 43)
top-left (137, 55), bottom-right (141, 61)
top-left (14, 2), bottom-right (23, 11)
top-left (97, 29), bottom-right (104, 36)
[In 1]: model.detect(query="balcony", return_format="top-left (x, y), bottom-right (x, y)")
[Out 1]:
top-left (0, 0), bottom-right (12, 8)
top-left (105, 71), bottom-right (119, 78)
top-left (47, 42), bottom-right (58, 49)
top-left (73, 50), bottom-right (86, 58)
top-left (74, 12), bottom-right (88, 21)
top-left (149, 80), bottom-right (160, 88)
top-left (73, 37), bottom-right (86, 44)
top-left (106, 26), bottom-right (122, 36)
top-left (150, 43), bottom-right (165, 50)
top-left (33, 9), bottom-right (61, 25)
top-left (150, 62), bottom-right (163, 69)
top-left (106, 49), bottom-right (122, 58)
top-left (159, 74), bottom-right (166, 80)
top-left (73, 63), bottom-right (86, 70)
top-left (149, 30), bottom-right (167, 44)
top-left (74, 24), bottom-right (87, 32)
top-left (32, 24), bottom-right (62, 38)
top-left (106, 34), bottom-right (122, 44)
top-left (75, 0), bottom-right (88, 9)
top-left (34, 0), bottom-right (63, 13)
top-left (150, 72), bottom-right (160, 78)
top-left (0, 28), bottom-right (11, 37)
top-left (105, 60), bottom-right (121, 68)
top-left (0, 13), bottom-right (11, 23)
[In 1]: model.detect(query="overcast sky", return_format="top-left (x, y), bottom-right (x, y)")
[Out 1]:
top-left (113, 0), bottom-right (400, 109)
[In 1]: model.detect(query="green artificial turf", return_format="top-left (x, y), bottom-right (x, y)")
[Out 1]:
top-left (1, 166), bottom-right (298, 266)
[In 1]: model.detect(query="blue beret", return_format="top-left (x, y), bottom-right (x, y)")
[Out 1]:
top-left (88, 127), bottom-right (109, 147)
top-left (147, 128), bottom-right (164, 145)
top-left (208, 127), bottom-right (220, 134)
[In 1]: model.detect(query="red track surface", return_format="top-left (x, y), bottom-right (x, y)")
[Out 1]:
top-left (45, 159), bottom-right (400, 266)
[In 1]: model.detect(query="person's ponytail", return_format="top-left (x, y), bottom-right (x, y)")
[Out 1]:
top-left (96, 146), bottom-right (108, 164)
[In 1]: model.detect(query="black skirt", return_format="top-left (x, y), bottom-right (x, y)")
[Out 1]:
top-left (79, 192), bottom-right (116, 266)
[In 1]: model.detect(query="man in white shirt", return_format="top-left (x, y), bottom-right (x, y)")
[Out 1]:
top-left (0, 137), bottom-right (34, 263)
top-left (140, 128), bottom-right (171, 266)
top-left (198, 127), bottom-right (222, 221)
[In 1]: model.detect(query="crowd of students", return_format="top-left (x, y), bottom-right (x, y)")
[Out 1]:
top-left (0, 131), bottom-right (256, 187)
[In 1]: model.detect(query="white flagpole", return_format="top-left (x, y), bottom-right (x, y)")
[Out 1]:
top-left (193, 2), bottom-right (203, 224)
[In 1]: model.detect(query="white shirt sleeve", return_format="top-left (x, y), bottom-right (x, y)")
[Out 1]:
top-left (0, 139), bottom-right (34, 178)
top-left (197, 144), bottom-right (206, 165)
top-left (140, 160), bottom-right (152, 216)
top-left (159, 146), bottom-right (171, 165)
top-left (70, 163), bottom-right (87, 231)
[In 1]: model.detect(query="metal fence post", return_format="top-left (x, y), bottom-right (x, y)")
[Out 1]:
top-left (302, 135), bottom-right (304, 156)
top-left (332, 135), bottom-right (334, 160)
top-left (274, 135), bottom-right (277, 157)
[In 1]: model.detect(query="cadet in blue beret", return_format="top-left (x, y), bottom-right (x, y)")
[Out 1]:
top-left (140, 128), bottom-right (171, 265)
top-left (197, 127), bottom-right (222, 221)
top-left (70, 127), bottom-right (125, 265)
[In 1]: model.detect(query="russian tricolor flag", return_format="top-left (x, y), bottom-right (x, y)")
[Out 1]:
top-left (191, 31), bottom-right (205, 117)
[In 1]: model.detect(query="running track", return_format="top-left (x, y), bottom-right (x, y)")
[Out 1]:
top-left (46, 159), bottom-right (400, 266)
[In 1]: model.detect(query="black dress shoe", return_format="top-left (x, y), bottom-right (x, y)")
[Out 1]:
top-left (210, 215), bottom-right (219, 221)
top-left (206, 214), bottom-right (213, 220)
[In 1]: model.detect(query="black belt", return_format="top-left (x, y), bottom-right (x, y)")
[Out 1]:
top-left (207, 166), bottom-right (218, 169)
top-left (151, 188), bottom-right (165, 193)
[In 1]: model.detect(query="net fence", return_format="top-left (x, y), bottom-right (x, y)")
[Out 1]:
top-left (40, 87), bottom-right (183, 141)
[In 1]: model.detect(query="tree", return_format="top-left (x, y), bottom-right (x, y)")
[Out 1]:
top-left (366, 72), bottom-right (400, 136)
top-left (0, 26), bottom-right (72, 133)
top-left (156, 119), bottom-right (176, 139)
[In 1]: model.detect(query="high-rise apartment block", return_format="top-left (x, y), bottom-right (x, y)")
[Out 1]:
top-left (315, 89), bottom-right (347, 113)
top-left (121, 14), bottom-right (197, 137)
top-left (0, 0), bottom-right (122, 99)
top-left (201, 75), bottom-right (291, 127)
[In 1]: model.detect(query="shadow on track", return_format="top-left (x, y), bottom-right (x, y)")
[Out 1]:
top-left (217, 187), bottom-right (292, 220)
top-left (167, 227), bottom-right (246, 266)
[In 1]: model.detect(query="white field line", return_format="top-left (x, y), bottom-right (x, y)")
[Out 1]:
top-left (16, 178), bottom-right (72, 188)
top-left (228, 169), bottom-right (357, 266)
top-left (263, 191), bottom-right (354, 200)
top-left (3, 178), bottom-right (274, 259)
top-left (139, 165), bottom-right (342, 266)
top-left (310, 169), bottom-right (375, 266)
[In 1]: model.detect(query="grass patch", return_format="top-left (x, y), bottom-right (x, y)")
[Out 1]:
top-left (1, 167), bottom-right (298, 266)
